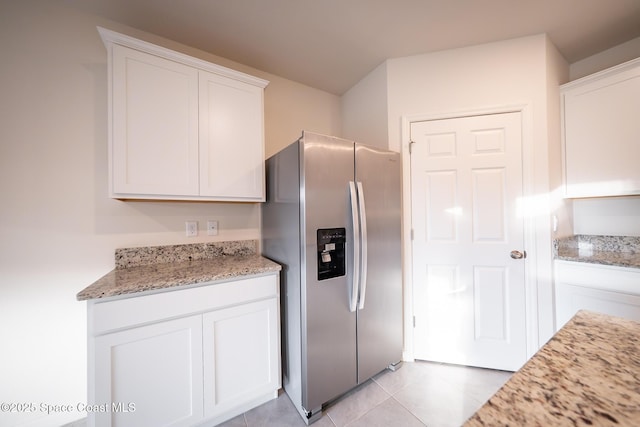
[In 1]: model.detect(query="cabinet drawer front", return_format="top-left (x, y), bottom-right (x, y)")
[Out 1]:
top-left (90, 274), bottom-right (278, 335)
top-left (555, 261), bottom-right (640, 296)
top-left (556, 283), bottom-right (640, 330)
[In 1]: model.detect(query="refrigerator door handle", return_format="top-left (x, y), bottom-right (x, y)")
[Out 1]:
top-left (349, 181), bottom-right (360, 312)
top-left (356, 182), bottom-right (368, 310)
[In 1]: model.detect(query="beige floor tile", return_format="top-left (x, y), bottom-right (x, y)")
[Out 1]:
top-left (345, 398), bottom-right (425, 427)
top-left (325, 380), bottom-right (391, 427)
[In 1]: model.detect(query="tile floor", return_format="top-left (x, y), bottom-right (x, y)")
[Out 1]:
top-left (218, 361), bottom-right (512, 427)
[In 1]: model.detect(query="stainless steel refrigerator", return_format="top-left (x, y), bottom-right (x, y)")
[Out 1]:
top-left (261, 131), bottom-right (403, 424)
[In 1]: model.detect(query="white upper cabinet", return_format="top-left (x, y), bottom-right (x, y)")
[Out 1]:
top-left (112, 45), bottom-right (200, 197)
top-left (99, 27), bottom-right (269, 201)
top-left (561, 57), bottom-right (640, 198)
top-left (199, 71), bottom-right (265, 199)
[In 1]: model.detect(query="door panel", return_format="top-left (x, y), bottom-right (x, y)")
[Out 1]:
top-left (426, 171), bottom-right (458, 242)
top-left (472, 168), bottom-right (506, 242)
top-left (355, 144), bottom-right (403, 382)
top-left (411, 112), bottom-right (526, 371)
top-left (473, 266), bottom-right (508, 340)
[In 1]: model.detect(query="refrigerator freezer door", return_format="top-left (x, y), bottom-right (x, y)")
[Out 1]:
top-left (300, 133), bottom-right (358, 412)
top-left (354, 144), bottom-right (403, 383)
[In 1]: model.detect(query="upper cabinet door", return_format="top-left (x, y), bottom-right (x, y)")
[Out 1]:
top-left (112, 44), bottom-right (199, 197)
top-left (199, 71), bottom-right (265, 201)
top-left (561, 58), bottom-right (640, 198)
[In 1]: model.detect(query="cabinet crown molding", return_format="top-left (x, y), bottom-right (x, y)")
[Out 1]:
top-left (97, 26), bottom-right (269, 89)
top-left (561, 56), bottom-right (640, 90)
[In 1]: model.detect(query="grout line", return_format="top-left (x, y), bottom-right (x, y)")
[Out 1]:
top-left (389, 395), bottom-right (427, 426)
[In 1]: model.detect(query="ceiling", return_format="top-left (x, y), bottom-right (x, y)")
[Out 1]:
top-left (64, 0), bottom-right (640, 95)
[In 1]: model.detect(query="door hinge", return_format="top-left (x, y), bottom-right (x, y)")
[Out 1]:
top-left (413, 315), bottom-right (416, 328)
top-left (410, 229), bottom-right (414, 240)
top-left (409, 141), bottom-right (415, 154)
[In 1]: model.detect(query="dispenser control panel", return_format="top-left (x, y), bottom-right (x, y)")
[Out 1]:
top-left (317, 228), bottom-right (346, 281)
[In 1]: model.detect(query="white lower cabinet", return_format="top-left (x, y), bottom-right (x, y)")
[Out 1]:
top-left (87, 274), bottom-right (280, 427)
top-left (94, 316), bottom-right (204, 427)
top-left (203, 299), bottom-right (279, 421)
top-left (555, 261), bottom-right (640, 330)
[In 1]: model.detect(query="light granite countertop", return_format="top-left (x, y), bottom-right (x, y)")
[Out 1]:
top-left (465, 310), bottom-right (640, 426)
top-left (77, 241), bottom-right (281, 301)
top-left (556, 248), bottom-right (640, 269)
top-left (555, 235), bottom-right (640, 269)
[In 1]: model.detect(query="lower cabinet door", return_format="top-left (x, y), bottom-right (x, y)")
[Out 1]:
top-left (93, 315), bottom-right (203, 427)
top-left (203, 298), bottom-right (280, 419)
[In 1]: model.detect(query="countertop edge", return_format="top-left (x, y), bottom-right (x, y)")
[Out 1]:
top-left (77, 255), bottom-right (282, 302)
top-left (555, 254), bottom-right (640, 269)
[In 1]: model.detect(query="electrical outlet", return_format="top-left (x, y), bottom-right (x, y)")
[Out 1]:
top-left (186, 221), bottom-right (198, 237)
top-left (207, 220), bottom-right (219, 236)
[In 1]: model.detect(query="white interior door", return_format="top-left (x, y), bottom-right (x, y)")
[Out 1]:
top-left (410, 112), bottom-right (527, 371)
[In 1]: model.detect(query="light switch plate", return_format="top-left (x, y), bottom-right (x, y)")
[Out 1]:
top-left (186, 221), bottom-right (198, 237)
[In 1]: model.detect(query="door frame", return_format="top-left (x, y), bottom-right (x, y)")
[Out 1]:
top-left (401, 103), bottom-right (539, 363)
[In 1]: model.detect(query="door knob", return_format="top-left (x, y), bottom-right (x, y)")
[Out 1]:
top-left (510, 250), bottom-right (525, 259)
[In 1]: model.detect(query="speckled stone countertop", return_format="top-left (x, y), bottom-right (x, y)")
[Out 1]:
top-left (555, 235), bottom-right (640, 269)
top-left (77, 240), bottom-right (281, 301)
top-left (465, 311), bottom-right (640, 426)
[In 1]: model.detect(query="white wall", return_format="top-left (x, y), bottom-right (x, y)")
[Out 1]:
top-left (570, 36), bottom-right (640, 80)
top-left (383, 34), bottom-right (567, 347)
top-left (0, 1), bottom-right (341, 426)
top-left (546, 39), bottom-right (574, 239)
top-left (265, 77), bottom-right (342, 157)
top-left (573, 197), bottom-right (640, 236)
top-left (341, 62), bottom-right (389, 148)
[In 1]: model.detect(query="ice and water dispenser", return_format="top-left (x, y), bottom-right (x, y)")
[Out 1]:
top-left (317, 228), bottom-right (346, 280)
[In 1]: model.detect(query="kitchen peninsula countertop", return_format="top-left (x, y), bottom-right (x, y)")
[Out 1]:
top-left (77, 240), bottom-right (281, 301)
top-left (555, 235), bottom-right (640, 269)
top-left (465, 311), bottom-right (640, 426)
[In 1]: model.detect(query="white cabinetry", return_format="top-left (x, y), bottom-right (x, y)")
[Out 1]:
top-left (99, 27), bottom-right (268, 201)
top-left (555, 260), bottom-right (640, 330)
top-left (203, 298), bottom-right (279, 419)
top-left (199, 71), bottom-right (265, 199)
top-left (87, 274), bottom-right (280, 427)
top-left (111, 45), bottom-right (199, 197)
top-left (561, 57), bottom-right (640, 198)
top-left (94, 316), bottom-right (203, 427)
